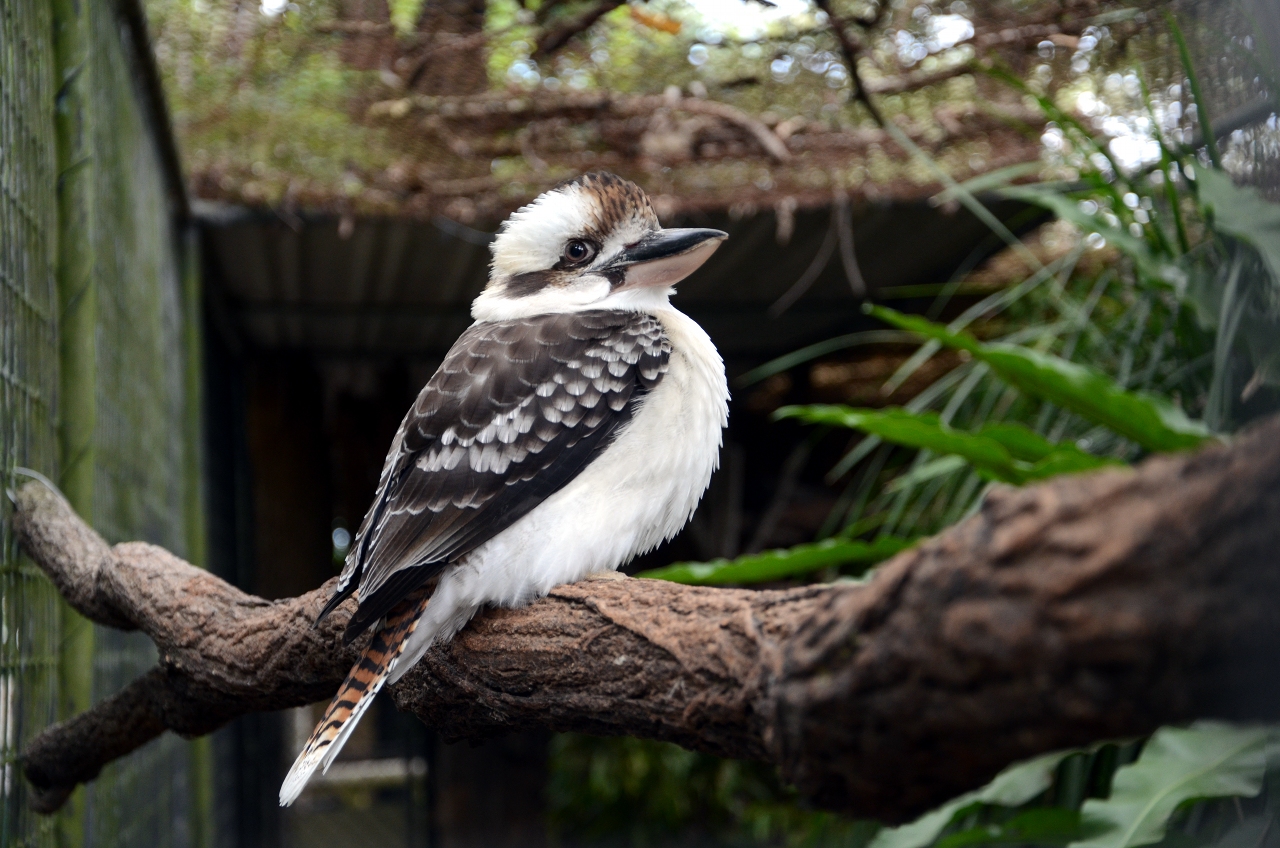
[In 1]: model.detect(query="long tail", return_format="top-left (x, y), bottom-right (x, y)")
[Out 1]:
top-left (279, 588), bottom-right (430, 806)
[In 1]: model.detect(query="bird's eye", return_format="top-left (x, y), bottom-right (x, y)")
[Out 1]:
top-left (563, 239), bottom-right (596, 266)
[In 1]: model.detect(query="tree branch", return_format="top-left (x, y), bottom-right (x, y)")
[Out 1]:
top-left (864, 60), bottom-right (979, 96)
top-left (661, 95), bottom-right (792, 163)
top-left (811, 0), bottom-right (885, 127)
top-left (534, 0), bottom-right (626, 59)
top-left (374, 90), bottom-right (796, 164)
top-left (14, 415), bottom-right (1280, 822)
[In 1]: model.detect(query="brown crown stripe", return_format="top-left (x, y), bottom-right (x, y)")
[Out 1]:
top-left (561, 172), bottom-right (659, 238)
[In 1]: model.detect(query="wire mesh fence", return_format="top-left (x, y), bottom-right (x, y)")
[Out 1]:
top-left (0, 0), bottom-right (63, 845)
top-left (0, 0), bottom-right (201, 846)
top-left (1163, 1), bottom-right (1278, 195)
top-left (81, 2), bottom-right (195, 846)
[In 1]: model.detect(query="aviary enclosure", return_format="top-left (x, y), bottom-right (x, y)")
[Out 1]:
top-left (0, 0), bottom-right (1277, 847)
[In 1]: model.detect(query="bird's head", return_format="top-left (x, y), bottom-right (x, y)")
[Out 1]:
top-left (473, 172), bottom-right (727, 320)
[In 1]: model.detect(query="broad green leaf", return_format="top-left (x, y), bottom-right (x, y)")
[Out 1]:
top-left (935, 808), bottom-right (1083, 848)
top-left (779, 406), bottom-right (1021, 481)
top-left (1191, 173), bottom-right (1280, 395)
top-left (775, 406), bottom-right (1116, 485)
top-left (869, 750), bottom-right (1073, 848)
top-left (867, 306), bottom-right (1210, 453)
top-left (1071, 722), bottom-right (1270, 848)
top-left (996, 185), bottom-right (1184, 288)
top-left (634, 536), bottom-right (913, 586)
top-left (1029, 450), bottom-right (1122, 480)
top-left (976, 423), bottom-right (1073, 463)
top-left (1197, 169), bottom-right (1280, 293)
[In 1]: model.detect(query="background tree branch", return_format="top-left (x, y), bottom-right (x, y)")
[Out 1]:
top-left (13, 414), bottom-right (1280, 821)
top-left (534, 0), bottom-right (627, 58)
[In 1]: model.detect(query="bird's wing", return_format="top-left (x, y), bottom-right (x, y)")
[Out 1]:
top-left (328, 309), bottom-right (670, 639)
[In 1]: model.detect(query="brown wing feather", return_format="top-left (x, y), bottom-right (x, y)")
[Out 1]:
top-left (324, 310), bottom-right (670, 639)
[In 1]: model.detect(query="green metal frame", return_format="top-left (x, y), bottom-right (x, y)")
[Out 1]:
top-left (51, 0), bottom-right (97, 842)
top-left (181, 226), bottom-right (214, 848)
top-left (0, 0), bottom-right (211, 845)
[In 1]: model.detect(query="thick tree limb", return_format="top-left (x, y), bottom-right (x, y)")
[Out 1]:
top-left (13, 415), bottom-right (1280, 821)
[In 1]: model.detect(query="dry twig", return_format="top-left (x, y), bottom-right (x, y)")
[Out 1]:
top-left (812, 0), bottom-right (885, 126)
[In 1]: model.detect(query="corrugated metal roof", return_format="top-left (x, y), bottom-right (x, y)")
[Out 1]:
top-left (198, 198), bottom-right (1035, 367)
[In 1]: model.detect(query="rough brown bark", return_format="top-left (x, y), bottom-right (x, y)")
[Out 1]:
top-left (13, 415), bottom-right (1280, 821)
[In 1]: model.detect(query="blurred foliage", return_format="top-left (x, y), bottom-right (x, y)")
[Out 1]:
top-left (1074, 724), bottom-right (1270, 848)
top-left (870, 749), bottom-right (1089, 848)
top-left (548, 735), bottom-right (879, 847)
top-left (146, 0), bottom-right (416, 201)
top-left (616, 13), bottom-right (1279, 848)
top-left (857, 305), bottom-right (1211, 451)
top-left (870, 723), bottom-right (1277, 848)
top-left (754, 90), bottom-right (1280, 552)
top-left (481, 0), bottom-right (858, 120)
top-left (774, 404), bottom-right (1120, 484)
top-left (142, 0), bottom-right (1176, 216)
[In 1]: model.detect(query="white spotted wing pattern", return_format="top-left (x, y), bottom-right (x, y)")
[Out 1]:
top-left (322, 309), bottom-right (670, 639)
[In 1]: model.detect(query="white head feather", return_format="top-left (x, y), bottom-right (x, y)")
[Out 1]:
top-left (474, 174), bottom-right (666, 321)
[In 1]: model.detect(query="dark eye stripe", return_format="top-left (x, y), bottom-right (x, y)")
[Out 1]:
top-left (504, 238), bottom-right (603, 297)
top-left (505, 270), bottom-right (558, 297)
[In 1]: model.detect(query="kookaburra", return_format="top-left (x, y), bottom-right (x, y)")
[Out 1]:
top-left (280, 172), bottom-right (729, 804)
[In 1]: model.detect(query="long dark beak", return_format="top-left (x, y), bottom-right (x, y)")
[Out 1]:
top-left (610, 228), bottom-right (728, 289)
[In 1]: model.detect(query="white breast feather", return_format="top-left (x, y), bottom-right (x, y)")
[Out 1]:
top-left (390, 305), bottom-right (727, 681)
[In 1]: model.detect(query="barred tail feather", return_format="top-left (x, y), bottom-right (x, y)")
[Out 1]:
top-left (279, 589), bottom-right (430, 806)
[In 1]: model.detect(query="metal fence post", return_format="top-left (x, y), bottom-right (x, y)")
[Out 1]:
top-left (51, 0), bottom-right (96, 844)
top-left (181, 224), bottom-right (215, 848)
